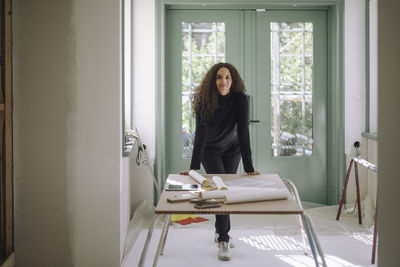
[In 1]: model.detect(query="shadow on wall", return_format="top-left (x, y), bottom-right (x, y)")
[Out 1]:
top-left (129, 142), bottom-right (155, 215)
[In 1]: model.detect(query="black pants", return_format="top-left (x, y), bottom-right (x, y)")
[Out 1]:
top-left (201, 145), bottom-right (241, 243)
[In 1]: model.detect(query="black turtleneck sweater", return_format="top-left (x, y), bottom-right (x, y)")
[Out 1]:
top-left (190, 91), bottom-right (255, 173)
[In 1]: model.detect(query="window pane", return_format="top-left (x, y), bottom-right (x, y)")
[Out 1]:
top-left (279, 31), bottom-right (303, 55)
top-left (305, 57), bottom-right (313, 85)
top-left (280, 56), bottom-right (303, 83)
top-left (182, 58), bottom-right (190, 88)
top-left (270, 22), bottom-right (313, 157)
top-left (191, 56), bottom-right (215, 84)
top-left (182, 95), bottom-right (195, 158)
top-left (181, 22), bottom-right (226, 158)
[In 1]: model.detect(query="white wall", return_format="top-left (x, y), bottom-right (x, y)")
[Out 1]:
top-left (130, 0), bottom-right (156, 211)
top-left (369, 0), bottom-right (378, 133)
top-left (344, 0), bottom-right (366, 154)
top-left (14, 0), bottom-right (123, 266)
top-left (121, 157), bottom-right (130, 261)
top-left (377, 0), bottom-right (400, 265)
top-left (120, 0), bottom-right (156, 256)
top-left (132, 0), bottom-right (156, 161)
top-left (121, 0), bottom-right (156, 261)
top-left (343, 0), bottom-right (377, 223)
top-left (343, 0), bottom-right (380, 227)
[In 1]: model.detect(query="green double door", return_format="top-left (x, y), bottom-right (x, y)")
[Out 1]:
top-left (166, 9), bottom-right (328, 203)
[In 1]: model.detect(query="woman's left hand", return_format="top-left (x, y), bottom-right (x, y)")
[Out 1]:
top-left (247, 171), bottom-right (260, 175)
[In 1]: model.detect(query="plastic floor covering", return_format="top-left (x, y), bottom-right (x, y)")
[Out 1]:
top-left (123, 204), bottom-right (377, 267)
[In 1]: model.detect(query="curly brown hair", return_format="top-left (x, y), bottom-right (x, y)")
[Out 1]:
top-left (192, 62), bottom-right (246, 123)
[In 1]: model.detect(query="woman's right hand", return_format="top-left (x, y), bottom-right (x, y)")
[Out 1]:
top-left (179, 170), bottom-right (190, 175)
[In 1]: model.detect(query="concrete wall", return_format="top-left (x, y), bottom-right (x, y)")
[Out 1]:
top-left (13, 0), bottom-right (122, 266)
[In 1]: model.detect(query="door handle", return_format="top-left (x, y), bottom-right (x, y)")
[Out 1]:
top-left (249, 120), bottom-right (260, 123)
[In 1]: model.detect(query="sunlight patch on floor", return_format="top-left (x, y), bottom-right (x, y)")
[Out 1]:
top-left (275, 254), bottom-right (360, 267)
top-left (238, 234), bottom-right (304, 251)
top-left (351, 233), bottom-right (373, 245)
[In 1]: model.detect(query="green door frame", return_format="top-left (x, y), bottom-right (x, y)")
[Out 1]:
top-left (155, 0), bottom-right (345, 205)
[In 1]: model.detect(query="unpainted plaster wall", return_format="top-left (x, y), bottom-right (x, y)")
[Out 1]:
top-left (377, 0), bottom-right (400, 266)
top-left (13, 0), bottom-right (122, 266)
top-left (13, 0), bottom-right (74, 265)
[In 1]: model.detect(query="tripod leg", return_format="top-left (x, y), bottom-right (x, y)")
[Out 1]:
top-left (337, 159), bottom-right (354, 220)
top-left (354, 162), bottom-right (362, 224)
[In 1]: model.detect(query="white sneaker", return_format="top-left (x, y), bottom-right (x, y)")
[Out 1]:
top-left (214, 233), bottom-right (235, 248)
top-left (218, 241), bottom-right (231, 261)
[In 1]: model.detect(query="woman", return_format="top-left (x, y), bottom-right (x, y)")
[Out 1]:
top-left (180, 62), bottom-right (259, 261)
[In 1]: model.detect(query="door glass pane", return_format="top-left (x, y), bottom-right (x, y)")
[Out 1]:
top-left (270, 22), bottom-right (313, 157)
top-left (181, 22), bottom-right (225, 158)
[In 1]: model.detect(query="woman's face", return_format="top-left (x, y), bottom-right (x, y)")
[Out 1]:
top-left (215, 67), bottom-right (232, 96)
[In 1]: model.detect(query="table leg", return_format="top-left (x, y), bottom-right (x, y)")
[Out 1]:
top-left (152, 214), bottom-right (172, 267)
top-left (297, 214), bottom-right (309, 255)
top-left (283, 178), bottom-right (326, 267)
top-left (138, 214), bottom-right (160, 267)
top-left (283, 180), bottom-right (308, 255)
top-left (301, 214), bottom-right (319, 267)
top-left (371, 204), bottom-right (378, 264)
top-left (302, 212), bottom-right (327, 267)
top-left (160, 214), bottom-right (172, 255)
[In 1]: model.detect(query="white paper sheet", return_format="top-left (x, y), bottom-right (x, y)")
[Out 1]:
top-left (188, 170), bottom-right (209, 186)
top-left (224, 177), bottom-right (276, 188)
top-left (223, 188), bottom-right (290, 204)
top-left (199, 187), bottom-right (272, 200)
top-left (212, 176), bottom-right (228, 190)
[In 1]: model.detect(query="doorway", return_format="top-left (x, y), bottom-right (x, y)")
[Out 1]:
top-left (165, 8), bottom-right (329, 203)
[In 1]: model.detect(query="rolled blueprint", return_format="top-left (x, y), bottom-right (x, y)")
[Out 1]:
top-left (199, 190), bottom-right (225, 199)
top-left (223, 188), bottom-right (289, 204)
top-left (188, 170), bottom-right (209, 186)
top-left (212, 176), bottom-right (228, 190)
